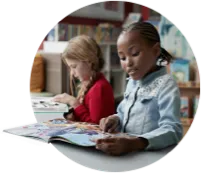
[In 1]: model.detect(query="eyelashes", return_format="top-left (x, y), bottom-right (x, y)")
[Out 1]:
top-left (119, 51), bottom-right (140, 61)
top-left (132, 51), bottom-right (140, 57)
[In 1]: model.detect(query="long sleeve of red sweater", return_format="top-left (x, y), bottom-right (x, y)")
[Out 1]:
top-left (73, 74), bottom-right (115, 124)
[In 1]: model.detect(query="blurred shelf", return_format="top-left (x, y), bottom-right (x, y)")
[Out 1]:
top-left (178, 82), bottom-right (200, 97)
top-left (180, 117), bottom-right (193, 126)
top-left (177, 82), bottom-right (200, 89)
top-left (179, 86), bottom-right (200, 89)
top-left (179, 89), bottom-right (200, 98)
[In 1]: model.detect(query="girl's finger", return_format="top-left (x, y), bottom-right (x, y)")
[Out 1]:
top-left (108, 122), bottom-right (118, 133)
top-left (90, 137), bottom-right (97, 143)
top-left (99, 118), bottom-right (105, 130)
top-left (96, 142), bottom-right (113, 151)
top-left (95, 143), bottom-right (102, 149)
top-left (53, 95), bottom-right (61, 99)
top-left (97, 137), bottom-right (116, 144)
top-left (96, 143), bottom-right (106, 151)
top-left (96, 138), bottom-right (103, 144)
top-left (104, 120), bottom-right (113, 132)
top-left (52, 98), bottom-right (60, 102)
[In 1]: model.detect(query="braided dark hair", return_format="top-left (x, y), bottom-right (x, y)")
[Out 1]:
top-left (122, 22), bottom-right (173, 64)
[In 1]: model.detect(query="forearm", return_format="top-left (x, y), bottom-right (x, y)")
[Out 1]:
top-left (70, 99), bottom-right (81, 108)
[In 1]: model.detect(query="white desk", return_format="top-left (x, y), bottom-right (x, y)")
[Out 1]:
top-left (52, 142), bottom-right (176, 173)
top-left (35, 113), bottom-right (175, 172)
top-left (35, 112), bottom-right (65, 120)
top-left (0, 125), bottom-right (176, 173)
top-left (0, 124), bottom-right (176, 173)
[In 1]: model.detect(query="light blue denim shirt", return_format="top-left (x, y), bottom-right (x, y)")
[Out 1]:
top-left (117, 67), bottom-right (183, 150)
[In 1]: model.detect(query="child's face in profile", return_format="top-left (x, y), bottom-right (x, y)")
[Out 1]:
top-left (117, 31), bottom-right (160, 80)
top-left (66, 59), bottom-right (92, 82)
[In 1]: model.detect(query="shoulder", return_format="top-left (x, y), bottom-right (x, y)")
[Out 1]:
top-left (158, 74), bottom-right (178, 89)
top-left (155, 74), bottom-right (180, 99)
top-left (154, 74), bottom-right (176, 87)
top-left (139, 74), bottom-right (178, 97)
top-left (88, 73), bottom-right (113, 93)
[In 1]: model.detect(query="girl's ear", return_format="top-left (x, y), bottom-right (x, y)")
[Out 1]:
top-left (152, 42), bottom-right (161, 57)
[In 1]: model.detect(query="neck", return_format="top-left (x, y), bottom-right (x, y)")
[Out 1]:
top-left (143, 65), bottom-right (161, 79)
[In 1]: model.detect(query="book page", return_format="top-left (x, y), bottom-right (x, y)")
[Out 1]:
top-left (46, 119), bottom-right (118, 146)
top-left (31, 97), bottom-right (69, 113)
top-left (4, 121), bottom-right (75, 143)
top-left (50, 133), bottom-right (106, 146)
top-left (4, 119), bottom-right (121, 147)
top-left (45, 119), bottom-right (101, 130)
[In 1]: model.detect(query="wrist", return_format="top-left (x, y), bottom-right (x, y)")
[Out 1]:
top-left (129, 137), bottom-right (148, 151)
top-left (136, 137), bottom-right (149, 150)
top-left (71, 99), bottom-right (81, 108)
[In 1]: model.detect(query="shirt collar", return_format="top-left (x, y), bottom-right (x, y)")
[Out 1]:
top-left (135, 67), bottom-right (167, 86)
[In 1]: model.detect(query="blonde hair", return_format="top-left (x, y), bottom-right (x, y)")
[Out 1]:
top-left (122, 22), bottom-right (173, 64)
top-left (61, 35), bottom-right (104, 103)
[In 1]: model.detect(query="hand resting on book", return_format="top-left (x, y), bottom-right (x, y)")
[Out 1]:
top-left (99, 114), bottom-right (120, 133)
top-left (64, 113), bottom-right (76, 121)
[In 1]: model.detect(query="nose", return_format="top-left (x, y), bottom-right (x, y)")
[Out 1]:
top-left (70, 70), bottom-right (76, 77)
top-left (126, 57), bottom-right (133, 67)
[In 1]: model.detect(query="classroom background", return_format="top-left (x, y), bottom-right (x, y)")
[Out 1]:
top-left (30, 1), bottom-right (200, 137)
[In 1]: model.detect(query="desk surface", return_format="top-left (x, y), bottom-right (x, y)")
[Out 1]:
top-left (52, 142), bottom-right (176, 172)
top-left (14, 98), bottom-right (176, 173)
top-left (0, 125), bottom-right (176, 173)
top-left (0, 129), bottom-right (176, 173)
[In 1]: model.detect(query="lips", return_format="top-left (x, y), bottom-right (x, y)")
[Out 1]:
top-left (128, 69), bottom-right (138, 75)
top-left (129, 71), bottom-right (136, 75)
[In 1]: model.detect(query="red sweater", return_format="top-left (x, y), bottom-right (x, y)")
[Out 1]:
top-left (73, 73), bottom-right (115, 124)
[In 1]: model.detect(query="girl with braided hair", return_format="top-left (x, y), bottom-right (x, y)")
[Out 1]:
top-left (96, 22), bottom-right (183, 155)
top-left (53, 35), bottom-right (115, 124)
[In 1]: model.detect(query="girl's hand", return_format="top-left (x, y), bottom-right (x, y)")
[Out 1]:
top-left (95, 136), bottom-right (148, 156)
top-left (53, 93), bottom-right (80, 108)
top-left (64, 113), bottom-right (76, 121)
top-left (99, 115), bottom-right (120, 133)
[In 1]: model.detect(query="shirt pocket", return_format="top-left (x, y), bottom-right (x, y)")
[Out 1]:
top-left (138, 96), bottom-right (158, 133)
top-left (140, 96), bottom-right (154, 103)
top-left (140, 96), bottom-right (159, 121)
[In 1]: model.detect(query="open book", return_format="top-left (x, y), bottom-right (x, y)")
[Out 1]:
top-left (3, 119), bottom-right (118, 147)
top-left (31, 97), bottom-right (69, 113)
